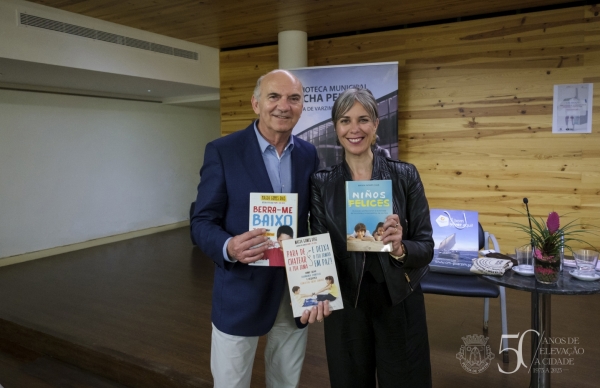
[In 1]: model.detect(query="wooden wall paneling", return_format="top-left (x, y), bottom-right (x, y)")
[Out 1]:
top-left (397, 8), bottom-right (600, 250)
top-left (585, 26), bottom-right (600, 42)
top-left (220, 5), bottom-right (600, 252)
top-left (220, 46), bottom-right (278, 135)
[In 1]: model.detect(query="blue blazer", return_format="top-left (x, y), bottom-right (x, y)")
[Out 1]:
top-left (191, 122), bottom-right (319, 336)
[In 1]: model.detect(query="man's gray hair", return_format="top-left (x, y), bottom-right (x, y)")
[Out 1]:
top-left (253, 69), bottom-right (303, 100)
top-left (331, 88), bottom-right (379, 125)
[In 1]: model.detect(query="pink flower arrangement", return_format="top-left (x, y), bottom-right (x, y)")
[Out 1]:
top-left (535, 267), bottom-right (556, 276)
top-left (513, 211), bottom-right (593, 258)
top-left (533, 250), bottom-right (552, 260)
top-left (511, 208), bottom-right (597, 283)
top-left (546, 211), bottom-right (560, 234)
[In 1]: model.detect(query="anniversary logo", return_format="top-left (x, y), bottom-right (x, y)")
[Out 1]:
top-left (457, 331), bottom-right (587, 375)
top-left (497, 331), bottom-right (586, 375)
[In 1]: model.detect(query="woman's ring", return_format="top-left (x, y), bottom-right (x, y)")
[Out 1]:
top-left (318, 319), bottom-right (323, 323)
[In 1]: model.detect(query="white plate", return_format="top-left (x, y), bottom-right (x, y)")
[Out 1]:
top-left (513, 265), bottom-right (534, 276)
top-left (569, 269), bottom-right (600, 281)
top-left (562, 259), bottom-right (600, 271)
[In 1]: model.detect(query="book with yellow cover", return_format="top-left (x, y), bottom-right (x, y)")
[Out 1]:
top-left (248, 193), bottom-right (298, 266)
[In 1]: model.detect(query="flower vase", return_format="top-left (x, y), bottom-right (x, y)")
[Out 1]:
top-left (534, 254), bottom-right (560, 284)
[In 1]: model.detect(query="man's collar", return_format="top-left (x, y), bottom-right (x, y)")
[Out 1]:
top-left (253, 120), bottom-right (294, 153)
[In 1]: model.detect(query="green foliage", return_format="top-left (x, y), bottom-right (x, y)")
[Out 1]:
top-left (508, 209), bottom-right (597, 257)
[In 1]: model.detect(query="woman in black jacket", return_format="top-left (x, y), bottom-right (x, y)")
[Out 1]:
top-left (310, 87), bottom-right (434, 388)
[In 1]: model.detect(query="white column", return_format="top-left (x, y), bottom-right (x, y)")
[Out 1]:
top-left (278, 30), bottom-right (307, 69)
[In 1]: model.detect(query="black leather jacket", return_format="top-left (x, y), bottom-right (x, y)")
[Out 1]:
top-left (310, 154), bottom-right (434, 307)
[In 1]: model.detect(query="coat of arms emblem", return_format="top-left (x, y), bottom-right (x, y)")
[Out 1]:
top-left (456, 334), bottom-right (495, 374)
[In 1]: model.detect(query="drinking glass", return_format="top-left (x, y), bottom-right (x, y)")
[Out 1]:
top-left (573, 249), bottom-right (599, 275)
top-left (515, 245), bottom-right (533, 272)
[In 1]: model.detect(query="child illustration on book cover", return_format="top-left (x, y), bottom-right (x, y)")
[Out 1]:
top-left (292, 285), bottom-right (318, 308)
top-left (292, 276), bottom-right (341, 309)
top-left (346, 220), bottom-right (390, 251)
top-left (312, 276), bottom-right (338, 302)
top-left (283, 233), bottom-right (344, 317)
top-left (346, 180), bottom-right (393, 252)
top-left (249, 193), bottom-right (297, 266)
top-left (263, 225), bottom-right (294, 266)
top-left (372, 222), bottom-right (385, 241)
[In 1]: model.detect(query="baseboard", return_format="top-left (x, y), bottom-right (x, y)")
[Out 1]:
top-left (0, 220), bottom-right (190, 268)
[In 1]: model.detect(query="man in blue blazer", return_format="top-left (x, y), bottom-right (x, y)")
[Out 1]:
top-left (191, 69), bottom-right (329, 388)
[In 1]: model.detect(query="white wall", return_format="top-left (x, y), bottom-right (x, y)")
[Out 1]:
top-left (0, 89), bottom-right (220, 259)
top-left (0, 0), bottom-right (219, 88)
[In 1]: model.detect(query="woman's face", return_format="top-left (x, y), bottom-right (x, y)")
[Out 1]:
top-left (335, 101), bottom-right (378, 157)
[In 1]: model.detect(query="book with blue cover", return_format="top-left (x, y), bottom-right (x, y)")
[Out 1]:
top-left (345, 180), bottom-right (393, 252)
top-left (430, 209), bottom-right (479, 272)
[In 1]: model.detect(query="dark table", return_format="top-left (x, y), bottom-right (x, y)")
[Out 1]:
top-left (483, 269), bottom-right (600, 388)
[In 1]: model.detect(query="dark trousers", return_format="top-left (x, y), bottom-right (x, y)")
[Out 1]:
top-left (323, 273), bottom-right (432, 388)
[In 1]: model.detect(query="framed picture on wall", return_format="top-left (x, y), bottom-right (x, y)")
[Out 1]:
top-left (552, 83), bottom-right (593, 133)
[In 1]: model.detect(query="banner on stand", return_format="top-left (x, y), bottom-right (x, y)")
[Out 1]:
top-left (289, 63), bottom-right (399, 168)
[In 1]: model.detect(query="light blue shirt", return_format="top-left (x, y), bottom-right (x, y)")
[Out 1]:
top-left (253, 123), bottom-right (294, 194)
top-left (222, 121), bottom-right (294, 262)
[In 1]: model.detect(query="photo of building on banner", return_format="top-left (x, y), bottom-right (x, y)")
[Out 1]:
top-left (289, 63), bottom-right (398, 168)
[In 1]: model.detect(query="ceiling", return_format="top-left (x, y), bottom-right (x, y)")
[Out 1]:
top-left (26, 0), bottom-right (581, 49)
top-left (1, 0), bottom-right (581, 105)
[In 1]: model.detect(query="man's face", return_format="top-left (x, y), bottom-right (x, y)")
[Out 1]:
top-left (251, 71), bottom-right (303, 138)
